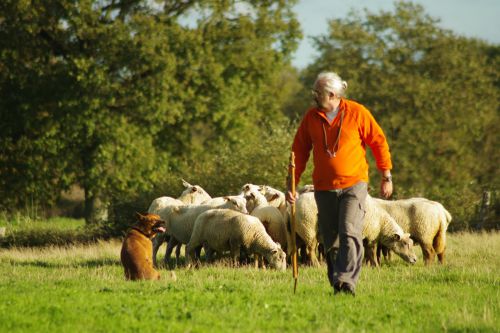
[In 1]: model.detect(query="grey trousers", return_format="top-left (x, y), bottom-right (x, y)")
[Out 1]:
top-left (314, 182), bottom-right (367, 290)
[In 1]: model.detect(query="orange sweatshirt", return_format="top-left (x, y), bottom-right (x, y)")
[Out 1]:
top-left (292, 98), bottom-right (392, 190)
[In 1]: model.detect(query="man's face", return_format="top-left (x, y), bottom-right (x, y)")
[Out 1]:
top-left (312, 88), bottom-right (332, 110)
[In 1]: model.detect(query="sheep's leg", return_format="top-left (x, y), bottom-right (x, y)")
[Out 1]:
top-left (437, 250), bottom-right (445, 264)
top-left (152, 233), bottom-right (167, 268)
top-left (300, 244), bottom-right (308, 264)
top-left (205, 249), bottom-right (214, 263)
top-left (307, 244), bottom-right (320, 267)
top-left (363, 243), bottom-right (376, 267)
top-left (317, 243), bottom-right (325, 262)
top-left (254, 254), bottom-right (260, 269)
top-left (375, 243), bottom-right (382, 265)
top-left (239, 248), bottom-right (251, 265)
top-left (185, 243), bottom-right (200, 269)
top-left (175, 244), bottom-right (184, 267)
top-left (195, 245), bottom-right (203, 263)
top-left (421, 244), bottom-right (435, 265)
top-left (376, 244), bottom-right (391, 264)
top-left (229, 241), bottom-right (241, 267)
top-left (384, 247), bottom-right (392, 261)
top-left (185, 244), bottom-right (193, 268)
top-left (164, 238), bottom-right (179, 269)
top-left (175, 243), bottom-right (182, 265)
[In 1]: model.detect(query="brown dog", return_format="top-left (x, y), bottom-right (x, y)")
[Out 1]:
top-left (121, 213), bottom-right (167, 280)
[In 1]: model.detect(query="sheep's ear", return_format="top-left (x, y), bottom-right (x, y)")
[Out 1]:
top-left (223, 196), bottom-right (229, 202)
top-left (269, 193), bottom-right (280, 202)
top-left (244, 184), bottom-right (250, 191)
top-left (182, 179), bottom-right (192, 188)
top-left (191, 186), bottom-right (198, 192)
top-left (403, 233), bottom-right (413, 243)
top-left (392, 233), bottom-right (401, 241)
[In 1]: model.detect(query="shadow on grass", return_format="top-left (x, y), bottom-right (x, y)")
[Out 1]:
top-left (155, 256), bottom-right (188, 270)
top-left (10, 258), bottom-right (121, 269)
top-left (447, 327), bottom-right (496, 333)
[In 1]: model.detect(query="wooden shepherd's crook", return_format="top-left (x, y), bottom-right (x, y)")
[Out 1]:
top-left (288, 152), bottom-right (299, 293)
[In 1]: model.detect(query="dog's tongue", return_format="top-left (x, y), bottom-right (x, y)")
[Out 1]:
top-left (157, 227), bottom-right (166, 233)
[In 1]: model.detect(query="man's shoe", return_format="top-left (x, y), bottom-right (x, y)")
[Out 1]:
top-left (333, 282), bottom-right (355, 296)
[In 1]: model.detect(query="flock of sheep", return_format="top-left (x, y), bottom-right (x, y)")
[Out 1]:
top-left (147, 180), bottom-right (452, 271)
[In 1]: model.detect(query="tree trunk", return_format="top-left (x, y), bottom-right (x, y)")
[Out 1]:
top-left (84, 190), bottom-right (109, 224)
top-left (477, 191), bottom-right (491, 230)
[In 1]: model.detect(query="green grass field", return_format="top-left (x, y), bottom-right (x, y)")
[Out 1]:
top-left (0, 216), bottom-right (85, 232)
top-left (0, 231), bottom-right (498, 333)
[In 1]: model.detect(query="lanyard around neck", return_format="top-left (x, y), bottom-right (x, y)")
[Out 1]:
top-left (322, 110), bottom-right (344, 158)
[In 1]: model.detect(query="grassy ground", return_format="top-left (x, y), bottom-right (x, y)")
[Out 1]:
top-left (0, 232), bottom-right (498, 333)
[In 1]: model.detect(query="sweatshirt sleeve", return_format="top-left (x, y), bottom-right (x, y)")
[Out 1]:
top-left (358, 106), bottom-right (393, 171)
top-left (292, 112), bottom-right (313, 185)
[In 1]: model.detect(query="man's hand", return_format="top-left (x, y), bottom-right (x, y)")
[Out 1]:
top-left (380, 180), bottom-right (393, 199)
top-left (286, 191), bottom-right (299, 204)
top-left (380, 170), bottom-right (393, 199)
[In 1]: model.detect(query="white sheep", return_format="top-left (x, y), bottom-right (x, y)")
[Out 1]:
top-left (241, 183), bottom-right (267, 213)
top-left (240, 184), bottom-right (288, 220)
top-left (362, 195), bottom-right (418, 266)
top-left (245, 190), bottom-right (289, 254)
top-left (373, 197), bottom-right (452, 265)
top-left (185, 208), bottom-right (287, 270)
top-left (260, 186), bottom-right (288, 220)
top-left (157, 196), bottom-right (248, 268)
top-left (290, 189), bottom-right (420, 268)
top-left (293, 191), bottom-right (321, 267)
top-left (147, 179), bottom-right (212, 214)
top-left (148, 179), bottom-right (212, 266)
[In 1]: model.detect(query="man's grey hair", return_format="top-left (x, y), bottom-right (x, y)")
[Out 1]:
top-left (313, 72), bottom-right (348, 97)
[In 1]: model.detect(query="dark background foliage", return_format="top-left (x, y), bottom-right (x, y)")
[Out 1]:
top-left (0, 1), bottom-right (498, 231)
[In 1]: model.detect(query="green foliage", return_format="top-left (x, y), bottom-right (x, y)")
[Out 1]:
top-left (0, 0), bottom-right (301, 223)
top-left (178, 119), bottom-right (296, 196)
top-left (293, 1), bottom-right (499, 228)
top-left (0, 232), bottom-right (499, 332)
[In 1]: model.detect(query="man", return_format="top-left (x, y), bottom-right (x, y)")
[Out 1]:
top-left (286, 71), bottom-right (393, 296)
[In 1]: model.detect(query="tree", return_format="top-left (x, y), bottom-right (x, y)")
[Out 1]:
top-left (293, 1), bottom-right (499, 227)
top-left (0, 0), bottom-right (301, 223)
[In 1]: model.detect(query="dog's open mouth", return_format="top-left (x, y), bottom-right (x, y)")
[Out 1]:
top-left (154, 226), bottom-right (166, 233)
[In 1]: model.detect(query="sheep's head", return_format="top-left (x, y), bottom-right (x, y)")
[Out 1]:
top-left (245, 195), bottom-right (256, 214)
top-left (388, 233), bottom-right (417, 264)
top-left (261, 186), bottom-right (285, 205)
top-left (266, 243), bottom-right (287, 271)
top-left (297, 184), bottom-right (314, 194)
top-left (241, 184), bottom-right (264, 197)
top-left (179, 180), bottom-right (211, 204)
top-left (223, 196), bottom-right (248, 214)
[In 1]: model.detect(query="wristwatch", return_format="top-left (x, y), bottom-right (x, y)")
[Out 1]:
top-left (382, 175), bottom-right (392, 182)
